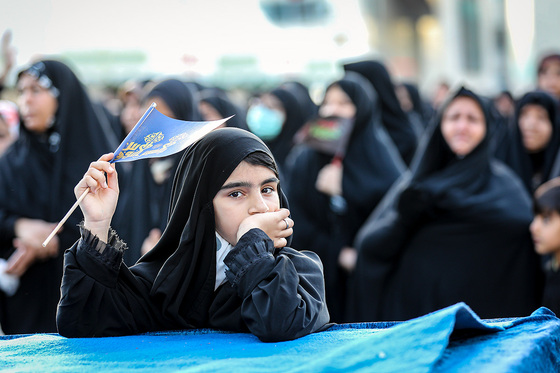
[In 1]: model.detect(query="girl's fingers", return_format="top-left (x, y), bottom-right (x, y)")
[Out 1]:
top-left (106, 164), bottom-right (119, 191)
top-left (86, 168), bottom-right (108, 187)
top-left (88, 160), bottom-right (114, 176)
top-left (273, 237), bottom-right (288, 249)
top-left (98, 152), bottom-right (115, 162)
top-left (83, 175), bottom-right (103, 192)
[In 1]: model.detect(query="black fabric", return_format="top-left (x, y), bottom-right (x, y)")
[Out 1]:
top-left (57, 128), bottom-right (329, 342)
top-left (285, 72), bottom-right (405, 322)
top-left (113, 79), bottom-right (201, 265)
top-left (198, 88), bottom-right (249, 130)
top-left (0, 60), bottom-right (115, 333)
top-left (344, 60), bottom-right (418, 165)
top-left (262, 82), bottom-right (316, 172)
top-left (495, 90), bottom-right (560, 192)
top-left (402, 82), bottom-right (434, 131)
top-left (542, 264), bottom-right (560, 316)
top-left (349, 87), bottom-right (543, 322)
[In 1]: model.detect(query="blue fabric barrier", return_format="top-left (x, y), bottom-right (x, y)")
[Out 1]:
top-left (1, 302), bottom-right (559, 372)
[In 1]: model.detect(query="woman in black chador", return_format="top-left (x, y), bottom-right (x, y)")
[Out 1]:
top-left (0, 60), bottom-right (116, 333)
top-left (344, 59), bottom-right (418, 166)
top-left (198, 88), bottom-right (248, 130)
top-left (57, 128), bottom-right (330, 342)
top-left (349, 87), bottom-right (543, 322)
top-left (494, 90), bottom-right (560, 193)
top-left (285, 72), bottom-right (405, 322)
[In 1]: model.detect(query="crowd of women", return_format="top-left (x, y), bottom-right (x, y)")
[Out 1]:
top-left (1, 45), bottom-right (560, 336)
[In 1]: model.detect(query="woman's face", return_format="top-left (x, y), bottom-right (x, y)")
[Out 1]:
top-left (518, 104), bottom-right (553, 153)
top-left (17, 73), bottom-right (58, 133)
top-left (0, 116), bottom-right (14, 155)
top-left (319, 85), bottom-right (356, 119)
top-left (538, 60), bottom-right (560, 99)
top-left (440, 96), bottom-right (486, 156)
top-left (199, 101), bottom-right (223, 122)
top-left (120, 93), bottom-right (143, 135)
top-left (213, 161), bottom-right (280, 246)
top-left (145, 97), bottom-right (175, 119)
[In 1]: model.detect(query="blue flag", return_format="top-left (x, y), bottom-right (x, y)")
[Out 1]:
top-left (110, 103), bottom-right (231, 163)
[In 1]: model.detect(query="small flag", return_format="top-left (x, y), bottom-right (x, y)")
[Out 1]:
top-left (111, 103), bottom-right (232, 163)
top-left (42, 103), bottom-right (232, 248)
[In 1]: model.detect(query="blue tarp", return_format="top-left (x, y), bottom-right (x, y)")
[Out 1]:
top-left (1, 302), bottom-right (559, 372)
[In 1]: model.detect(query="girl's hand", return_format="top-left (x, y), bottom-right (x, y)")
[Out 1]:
top-left (237, 208), bottom-right (294, 248)
top-left (74, 153), bottom-right (119, 242)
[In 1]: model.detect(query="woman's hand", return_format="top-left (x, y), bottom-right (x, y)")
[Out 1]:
top-left (316, 162), bottom-right (343, 197)
top-left (338, 246), bottom-right (357, 273)
top-left (237, 208), bottom-right (294, 248)
top-left (141, 228), bottom-right (161, 256)
top-left (75, 153), bottom-right (119, 242)
top-left (5, 218), bottom-right (60, 276)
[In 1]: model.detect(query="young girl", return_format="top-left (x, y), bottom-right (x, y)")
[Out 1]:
top-left (530, 177), bottom-right (560, 315)
top-left (56, 128), bottom-right (330, 342)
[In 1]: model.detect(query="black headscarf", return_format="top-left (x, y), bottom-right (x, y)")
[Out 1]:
top-left (285, 72), bottom-right (405, 321)
top-left (496, 90), bottom-right (560, 192)
top-left (265, 83), bottom-right (315, 170)
top-left (198, 88), bottom-right (248, 130)
top-left (350, 87), bottom-right (542, 321)
top-left (133, 128), bottom-right (289, 327)
top-left (402, 82), bottom-right (434, 126)
top-left (0, 59), bottom-right (115, 333)
top-left (114, 79), bottom-right (201, 264)
top-left (344, 60), bottom-right (418, 165)
top-left (335, 72), bottom-right (406, 223)
top-left (278, 81), bottom-right (318, 123)
top-left (1, 60), bottom-right (115, 225)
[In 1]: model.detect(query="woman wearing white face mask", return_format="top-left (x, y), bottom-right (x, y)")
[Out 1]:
top-left (246, 82), bottom-right (316, 175)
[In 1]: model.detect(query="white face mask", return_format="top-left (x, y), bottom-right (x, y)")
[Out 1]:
top-left (246, 104), bottom-right (285, 141)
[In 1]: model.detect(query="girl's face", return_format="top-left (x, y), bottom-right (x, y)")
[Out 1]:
top-left (319, 85), bottom-right (356, 119)
top-left (440, 96), bottom-right (486, 157)
top-left (213, 161), bottom-right (280, 246)
top-left (518, 104), bottom-right (553, 153)
top-left (530, 210), bottom-right (560, 256)
top-left (17, 73), bottom-right (58, 133)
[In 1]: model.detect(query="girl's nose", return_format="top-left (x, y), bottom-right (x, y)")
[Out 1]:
top-left (249, 193), bottom-right (269, 214)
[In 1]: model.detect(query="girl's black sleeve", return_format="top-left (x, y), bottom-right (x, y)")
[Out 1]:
top-left (56, 226), bottom-right (163, 337)
top-left (224, 228), bottom-right (330, 342)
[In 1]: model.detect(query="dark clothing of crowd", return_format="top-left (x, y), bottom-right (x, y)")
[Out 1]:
top-left (0, 56), bottom-right (557, 336)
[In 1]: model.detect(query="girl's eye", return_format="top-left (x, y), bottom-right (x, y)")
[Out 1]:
top-left (228, 191), bottom-right (243, 198)
top-left (262, 186), bottom-right (275, 194)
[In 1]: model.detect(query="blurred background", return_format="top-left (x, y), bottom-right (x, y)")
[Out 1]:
top-left (1, 0), bottom-right (558, 101)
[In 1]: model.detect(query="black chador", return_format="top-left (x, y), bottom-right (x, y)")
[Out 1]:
top-left (349, 87), bottom-right (543, 322)
top-left (57, 128), bottom-right (330, 342)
